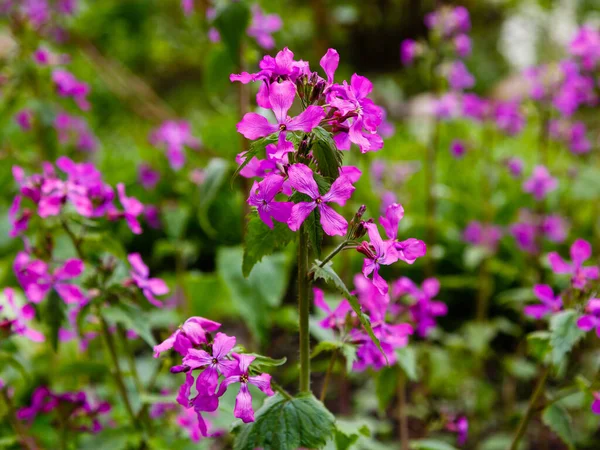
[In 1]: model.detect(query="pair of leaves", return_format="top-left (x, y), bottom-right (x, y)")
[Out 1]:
top-left (311, 262), bottom-right (385, 362)
top-left (233, 393), bottom-right (335, 450)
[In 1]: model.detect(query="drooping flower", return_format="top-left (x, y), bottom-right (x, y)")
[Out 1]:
top-left (548, 239), bottom-right (599, 290)
top-left (127, 253), bottom-right (169, 308)
top-left (577, 299), bottom-right (600, 337)
top-left (216, 353), bottom-right (274, 423)
top-left (524, 285), bottom-right (562, 320)
top-left (13, 252), bottom-right (86, 305)
top-left (153, 316), bottom-right (221, 358)
top-left (287, 163), bottom-right (355, 236)
top-left (247, 174), bottom-right (293, 229)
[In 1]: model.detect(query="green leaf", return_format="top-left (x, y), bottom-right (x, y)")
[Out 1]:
top-left (311, 127), bottom-right (342, 180)
top-left (396, 346), bottom-right (418, 381)
top-left (245, 354), bottom-right (287, 372)
top-left (218, 247), bottom-right (291, 343)
top-left (103, 303), bottom-right (157, 348)
top-left (333, 421), bottom-right (370, 450)
top-left (44, 290), bottom-right (66, 352)
top-left (410, 439), bottom-right (459, 450)
top-left (214, 2), bottom-right (251, 64)
top-left (542, 404), bottom-right (574, 448)
top-left (341, 344), bottom-right (357, 373)
top-left (311, 341), bottom-right (342, 359)
top-left (198, 158), bottom-right (230, 237)
top-left (80, 232), bottom-right (127, 260)
top-left (375, 366), bottom-right (399, 412)
top-left (312, 261), bottom-right (385, 361)
top-left (305, 209), bottom-right (323, 258)
top-left (243, 213), bottom-right (295, 277)
top-left (233, 393), bottom-right (335, 450)
top-left (527, 331), bottom-right (551, 363)
top-left (549, 310), bottom-right (585, 367)
top-left (0, 351), bottom-right (29, 381)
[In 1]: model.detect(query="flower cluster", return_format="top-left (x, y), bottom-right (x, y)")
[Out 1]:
top-left (9, 157), bottom-right (144, 237)
top-left (153, 317), bottom-right (274, 435)
top-left (150, 120), bottom-right (200, 171)
top-left (17, 386), bottom-right (110, 434)
top-left (510, 209), bottom-right (567, 254)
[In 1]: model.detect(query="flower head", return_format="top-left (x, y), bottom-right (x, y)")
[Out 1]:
top-left (548, 239), bottom-right (599, 289)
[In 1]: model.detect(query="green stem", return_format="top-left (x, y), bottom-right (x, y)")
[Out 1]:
top-left (1, 389), bottom-right (32, 449)
top-left (271, 381), bottom-right (294, 401)
top-left (318, 240), bottom-right (349, 268)
top-left (509, 366), bottom-right (550, 450)
top-left (398, 373), bottom-right (409, 450)
top-left (298, 226), bottom-right (312, 393)
top-left (319, 350), bottom-right (337, 402)
top-left (99, 314), bottom-right (141, 431)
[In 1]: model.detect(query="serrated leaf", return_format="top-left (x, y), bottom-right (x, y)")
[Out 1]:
top-left (311, 127), bottom-right (342, 180)
top-left (242, 213), bottom-right (295, 277)
top-left (215, 2), bottom-right (251, 64)
top-left (396, 346), bottom-right (418, 381)
top-left (312, 262), bottom-right (385, 362)
top-left (542, 404), bottom-right (574, 448)
top-left (549, 310), bottom-right (585, 367)
top-left (198, 158), bottom-right (230, 237)
top-left (44, 290), bottom-right (66, 352)
top-left (102, 303), bottom-right (156, 348)
top-left (233, 393), bottom-right (335, 450)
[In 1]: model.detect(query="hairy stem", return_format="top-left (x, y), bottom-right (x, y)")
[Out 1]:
top-left (319, 350), bottom-right (337, 402)
top-left (298, 226), bottom-right (312, 393)
top-left (99, 314), bottom-right (141, 431)
top-left (509, 366), bottom-right (550, 450)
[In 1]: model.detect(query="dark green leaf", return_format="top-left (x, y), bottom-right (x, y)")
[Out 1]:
top-left (198, 158), bottom-right (230, 237)
top-left (233, 393), bottom-right (335, 450)
top-left (549, 310), bottom-right (585, 367)
top-left (312, 261), bottom-right (385, 361)
top-left (375, 366), bottom-right (399, 412)
top-left (311, 127), bottom-right (342, 180)
top-left (214, 2), bottom-right (251, 64)
top-left (542, 404), bottom-right (574, 448)
top-left (44, 290), bottom-right (66, 352)
top-left (243, 213), bottom-right (295, 277)
top-left (103, 303), bottom-right (157, 348)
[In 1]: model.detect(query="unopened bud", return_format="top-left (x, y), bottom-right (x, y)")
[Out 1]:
top-left (310, 80), bottom-right (326, 104)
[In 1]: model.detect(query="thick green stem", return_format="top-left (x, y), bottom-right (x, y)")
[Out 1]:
top-left (298, 226), bottom-right (312, 393)
top-left (510, 366), bottom-right (550, 450)
top-left (99, 315), bottom-right (141, 430)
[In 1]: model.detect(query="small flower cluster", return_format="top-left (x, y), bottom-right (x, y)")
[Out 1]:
top-left (9, 157), bottom-right (144, 237)
top-left (150, 120), bottom-right (200, 171)
top-left (510, 209), bottom-right (567, 255)
top-left (17, 386), bottom-right (110, 434)
top-left (153, 317), bottom-right (274, 436)
top-left (463, 221), bottom-right (503, 253)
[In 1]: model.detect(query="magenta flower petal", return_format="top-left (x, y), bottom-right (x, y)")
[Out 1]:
top-left (524, 304), bottom-right (550, 320)
top-left (577, 315), bottom-right (596, 331)
top-left (287, 164), bottom-right (321, 198)
top-left (268, 81), bottom-right (296, 124)
top-left (321, 176), bottom-right (355, 206)
top-left (350, 74), bottom-right (373, 99)
top-left (548, 252), bottom-right (571, 273)
top-left (320, 48), bottom-right (339, 84)
top-left (318, 204), bottom-right (348, 236)
top-left (570, 238), bottom-right (592, 265)
top-left (286, 105), bottom-right (325, 133)
top-left (55, 259), bottom-right (84, 280)
top-left (248, 373), bottom-right (274, 396)
top-left (236, 113), bottom-right (278, 140)
top-left (54, 284), bottom-right (86, 305)
top-left (380, 203), bottom-right (404, 240)
top-left (234, 384), bottom-right (255, 423)
top-left (288, 202), bottom-right (317, 231)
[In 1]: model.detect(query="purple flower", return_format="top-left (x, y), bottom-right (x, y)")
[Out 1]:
top-left (237, 80), bottom-right (325, 156)
top-left (13, 252), bottom-right (86, 305)
top-left (494, 101), bottom-right (524, 135)
top-left (54, 112), bottom-right (97, 152)
top-left (523, 165), bottom-right (557, 201)
top-left (153, 316), bottom-right (221, 358)
top-left (1, 288), bottom-right (44, 342)
top-left (127, 253), bottom-right (169, 308)
top-left (352, 321), bottom-right (413, 371)
top-left (247, 174), bottom-right (293, 229)
top-left (577, 299), bottom-right (600, 337)
top-left (449, 139), bottom-right (466, 158)
top-left (446, 415), bottom-right (469, 446)
top-left (393, 277), bottom-right (447, 338)
top-left (150, 121), bottom-right (200, 171)
top-left (287, 163), bottom-right (355, 236)
top-left (181, 0), bottom-right (193, 15)
top-left (463, 221), bottom-right (503, 252)
top-left (379, 203), bottom-right (427, 264)
top-left (21, 0), bottom-right (49, 29)
top-left (524, 285), bottom-right (562, 319)
top-left (182, 332), bottom-right (238, 396)
top-left (446, 61), bottom-right (474, 91)
top-left (569, 26), bottom-right (600, 70)
top-left (454, 34), bottom-right (471, 58)
top-left (138, 164), bottom-right (160, 190)
top-left (548, 239), bottom-right (599, 290)
top-left (357, 223), bottom-right (398, 295)
top-left (247, 4), bottom-right (282, 50)
top-left (52, 69), bottom-right (90, 111)
top-left (567, 122), bottom-right (591, 154)
top-left (505, 157), bottom-right (524, 177)
top-left (216, 353), bottom-right (274, 423)
top-left (313, 287), bottom-right (352, 330)
top-left (116, 184), bottom-right (144, 234)
top-left (592, 392), bottom-right (600, 415)
top-left (15, 109), bottom-right (33, 131)
top-left (400, 39), bottom-right (417, 65)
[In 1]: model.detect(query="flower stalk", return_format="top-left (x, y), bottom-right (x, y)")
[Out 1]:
top-left (298, 225), bottom-right (312, 393)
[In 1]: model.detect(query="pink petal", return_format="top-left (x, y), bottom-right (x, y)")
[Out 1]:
top-left (288, 202), bottom-right (317, 231)
top-left (533, 284), bottom-right (555, 304)
top-left (422, 278), bottom-right (440, 297)
top-left (287, 163), bottom-right (320, 198)
top-left (380, 203), bottom-right (404, 240)
top-left (548, 252), bottom-right (572, 274)
top-left (320, 48), bottom-right (339, 84)
top-left (351, 74), bottom-right (373, 99)
top-left (524, 304), bottom-right (550, 320)
top-left (248, 373), bottom-right (274, 396)
top-left (55, 284), bottom-right (86, 305)
top-left (236, 113), bottom-right (277, 140)
top-left (318, 204), bottom-right (348, 236)
top-left (212, 332), bottom-right (236, 359)
top-left (234, 384), bottom-right (255, 423)
top-left (268, 81), bottom-right (296, 124)
top-left (577, 315), bottom-right (597, 331)
top-left (313, 287), bottom-right (331, 314)
top-left (54, 259), bottom-right (84, 280)
top-left (128, 253), bottom-right (149, 278)
top-left (321, 176), bottom-right (355, 206)
top-left (148, 278), bottom-right (169, 296)
top-left (286, 106), bottom-right (325, 132)
top-left (571, 238), bottom-right (592, 265)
